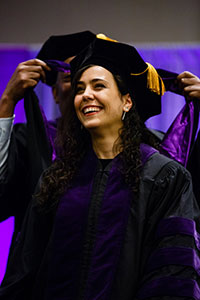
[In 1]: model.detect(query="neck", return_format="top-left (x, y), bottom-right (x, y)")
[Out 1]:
top-left (90, 131), bottom-right (121, 159)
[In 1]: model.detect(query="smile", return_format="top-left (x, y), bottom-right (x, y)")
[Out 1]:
top-left (82, 106), bottom-right (102, 115)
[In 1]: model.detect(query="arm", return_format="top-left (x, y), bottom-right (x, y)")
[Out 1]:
top-left (0, 117), bottom-right (14, 176)
top-left (0, 59), bottom-right (51, 221)
top-left (0, 59), bottom-right (50, 117)
top-left (137, 159), bottom-right (200, 299)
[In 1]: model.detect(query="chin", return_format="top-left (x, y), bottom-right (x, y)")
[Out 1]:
top-left (82, 119), bottom-right (101, 129)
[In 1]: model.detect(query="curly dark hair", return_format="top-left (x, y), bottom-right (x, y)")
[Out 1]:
top-left (36, 65), bottom-right (159, 211)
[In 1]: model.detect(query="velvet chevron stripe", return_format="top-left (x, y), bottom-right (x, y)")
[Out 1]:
top-left (137, 277), bottom-right (200, 299)
top-left (146, 246), bottom-right (200, 275)
top-left (156, 217), bottom-right (200, 250)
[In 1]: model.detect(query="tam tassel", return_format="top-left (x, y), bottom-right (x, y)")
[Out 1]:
top-left (131, 62), bottom-right (166, 96)
top-left (146, 62), bottom-right (166, 96)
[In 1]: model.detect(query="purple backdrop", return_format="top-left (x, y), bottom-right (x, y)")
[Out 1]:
top-left (0, 44), bottom-right (200, 284)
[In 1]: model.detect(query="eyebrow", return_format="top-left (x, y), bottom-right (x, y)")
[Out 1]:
top-left (77, 78), bottom-right (107, 85)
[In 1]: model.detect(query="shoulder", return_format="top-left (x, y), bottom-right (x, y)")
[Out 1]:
top-left (139, 152), bottom-right (197, 223)
top-left (142, 151), bottom-right (191, 182)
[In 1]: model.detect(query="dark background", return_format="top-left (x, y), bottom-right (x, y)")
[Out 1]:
top-left (0, 0), bottom-right (200, 44)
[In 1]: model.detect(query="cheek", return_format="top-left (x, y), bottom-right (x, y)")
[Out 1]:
top-left (74, 97), bottom-right (83, 123)
top-left (74, 95), bottom-right (81, 112)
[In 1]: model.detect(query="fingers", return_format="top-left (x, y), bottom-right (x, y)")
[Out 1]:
top-left (2, 59), bottom-right (52, 105)
top-left (177, 71), bottom-right (198, 80)
top-left (177, 71), bottom-right (200, 100)
top-left (17, 59), bottom-right (51, 83)
top-left (177, 71), bottom-right (199, 88)
top-left (184, 84), bottom-right (200, 99)
top-left (17, 65), bottom-right (46, 84)
top-left (178, 74), bottom-right (200, 86)
top-left (22, 58), bottom-right (51, 71)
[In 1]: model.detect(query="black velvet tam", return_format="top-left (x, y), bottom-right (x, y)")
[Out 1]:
top-left (70, 37), bottom-right (147, 85)
top-left (70, 38), bottom-right (166, 121)
top-left (36, 31), bottom-right (96, 86)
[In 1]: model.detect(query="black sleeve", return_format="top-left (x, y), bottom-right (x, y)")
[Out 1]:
top-left (136, 160), bottom-right (200, 299)
top-left (0, 186), bottom-right (55, 300)
top-left (0, 123), bottom-right (31, 222)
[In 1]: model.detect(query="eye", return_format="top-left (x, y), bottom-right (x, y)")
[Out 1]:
top-left (75, 85), bottom-right (85, 94)
top-left (94, 83), bottom-right (106, 89)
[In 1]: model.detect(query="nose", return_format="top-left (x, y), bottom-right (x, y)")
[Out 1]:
top-left (82, 86), bottom-right (94, 101)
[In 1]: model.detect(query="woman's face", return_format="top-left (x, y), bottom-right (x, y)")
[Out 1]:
top-left (74, 66), bottom-right (132, 134)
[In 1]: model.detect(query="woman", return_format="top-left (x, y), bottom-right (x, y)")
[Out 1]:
top-left (1, 37), bottom-right (200, 300)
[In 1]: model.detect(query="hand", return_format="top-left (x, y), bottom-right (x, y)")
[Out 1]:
top-left (177, 71), bottom-right (200, 101)
top-left (0, 59), bottom-right (51, 117)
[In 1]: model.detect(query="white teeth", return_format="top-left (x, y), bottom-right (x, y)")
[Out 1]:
top-left (83, 107), bottom-right (101, 114)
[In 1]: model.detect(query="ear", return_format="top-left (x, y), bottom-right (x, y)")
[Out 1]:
top-left (52, 85), bottom-right (60, 104)
top-left (122, 93), bottom-right (132, 112)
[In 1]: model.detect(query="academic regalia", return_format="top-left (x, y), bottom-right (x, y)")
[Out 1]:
top-left (0, 144), bottom-right (199, 300)
top-left (0, 121), bottom-right (29, 238)
top-left (0, 105), bottom-right (57, 252)
top-left (0, 33), bottom-right (196, 253)
top-left (1, 33), bottom-right (200, 300)
top-left (0, 31), bottom-right (96, 247)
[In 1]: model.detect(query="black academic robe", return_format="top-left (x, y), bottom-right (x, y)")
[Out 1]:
top-left (0, 119), bottom-right (57, 252)
top-left (0, 124), bottom-right (161, 247)
top-left (0, 90), bottom-right (56, 227)
top-left (0, 145), bottom-right (199, 300)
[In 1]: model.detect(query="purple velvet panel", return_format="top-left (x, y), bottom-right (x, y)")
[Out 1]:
top-left (140, 143), bottom-right (158, 165)
top-left (156, 216), bottom-right (200, 250)
top-left (0, 44), bottom-right (200, 285)
top-left (84, 158), bottom-right (132, 300)
top-left (147, 246), bottom-right (200, 276)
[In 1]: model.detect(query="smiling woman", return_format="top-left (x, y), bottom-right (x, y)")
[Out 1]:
top-left (73, 65), bottom-right (132, 148)
top-left (1, 37), bottom-right (200, 300)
